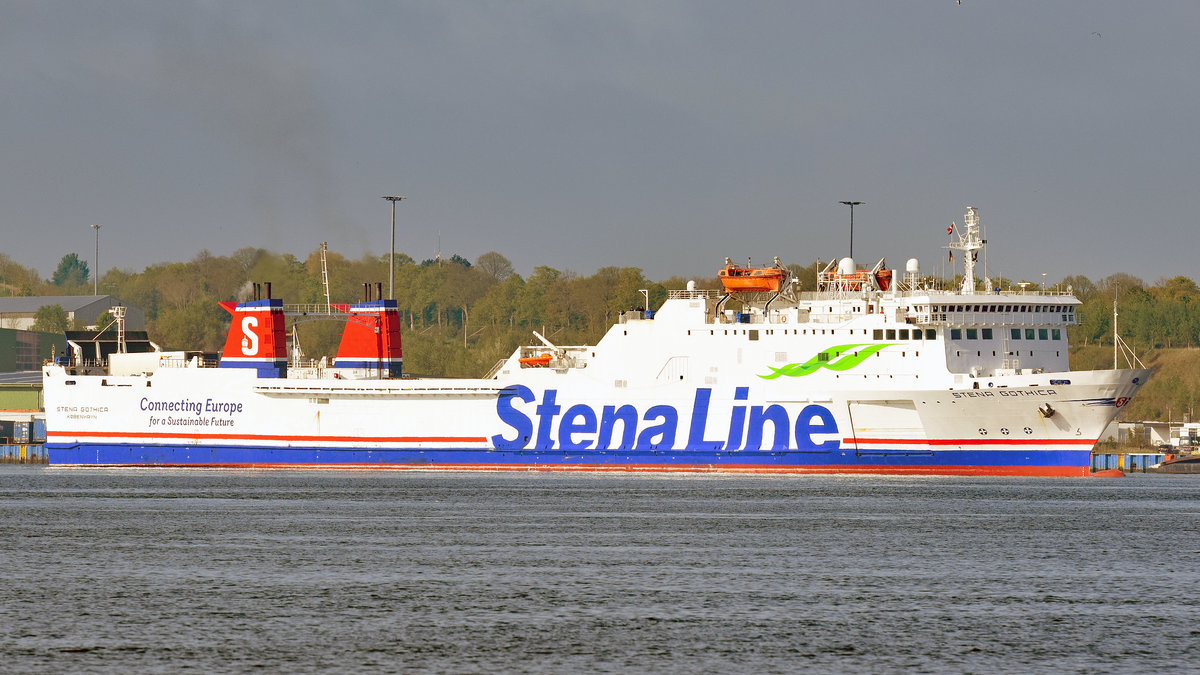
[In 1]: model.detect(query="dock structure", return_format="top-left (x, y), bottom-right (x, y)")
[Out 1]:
top-left (1091, 451), bottom-right (1167, 473)
top-left (0, 381), bottom-right (46, 463)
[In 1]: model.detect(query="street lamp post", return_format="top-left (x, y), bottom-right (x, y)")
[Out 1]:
top-left (381, 196), bottom-right (406, 299)
top-left (838, 201), bottom-right (864, 259)
top-left (91, 224), bottom-right (102, 296)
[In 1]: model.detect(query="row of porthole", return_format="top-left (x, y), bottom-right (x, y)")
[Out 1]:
top-left (979, 427), bottom-right (1034, 436)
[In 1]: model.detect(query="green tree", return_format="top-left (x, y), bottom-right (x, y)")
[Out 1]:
top-left (1060, 275), bottom-right (1098, 301)
top-left (0, 253), bottom-right (43, 296)
top-left (475, 252), bottom-right (514, 282)
top-left (52, 253), bottom-right (90, 288)
top-left (32, 304), bottom-right (69, 333)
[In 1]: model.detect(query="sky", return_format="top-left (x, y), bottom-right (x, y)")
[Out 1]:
top-left (3, 1), bottom-right (1197, 288)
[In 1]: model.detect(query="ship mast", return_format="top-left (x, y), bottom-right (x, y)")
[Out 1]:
top-left (946, 206), bottom-right (984, 295)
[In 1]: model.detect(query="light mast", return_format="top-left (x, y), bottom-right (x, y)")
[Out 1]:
top-left (946, 206), bottom-right (985, 295)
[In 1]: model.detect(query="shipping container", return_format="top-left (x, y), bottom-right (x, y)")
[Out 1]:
top-left (13, 422), bottom-right (30, 444)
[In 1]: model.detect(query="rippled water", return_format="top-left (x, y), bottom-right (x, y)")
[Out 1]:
top-left (1, 467), bottom-right (1197, 673)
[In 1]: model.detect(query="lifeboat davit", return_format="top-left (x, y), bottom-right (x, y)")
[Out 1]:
top-left (718, 265), bottom-right (787, 293)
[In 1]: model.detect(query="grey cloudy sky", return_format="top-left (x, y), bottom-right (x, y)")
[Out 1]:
top-left (3, 1), bottom-right (1197, 286)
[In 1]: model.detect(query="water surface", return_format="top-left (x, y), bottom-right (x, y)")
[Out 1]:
top-left (1, 468), bottom-right (1196, 673)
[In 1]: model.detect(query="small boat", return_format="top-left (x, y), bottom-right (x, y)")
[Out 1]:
top-left (1151, 454), bottom-right (1200, 474)
top-left (718, 264), bottom-right (787, 293)
top-left (518, 353), bottom-right (552, 367)
top-left (832, 268), bottom-right (893, 291)
top-left (818, 258), bottom-right (893, 291)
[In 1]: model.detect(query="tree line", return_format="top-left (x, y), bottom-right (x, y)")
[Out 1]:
top-left (4, 249), bottom-right (1200, 381)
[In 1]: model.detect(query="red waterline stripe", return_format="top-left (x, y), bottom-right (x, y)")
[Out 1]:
top-left (47, 462), bottom-right (1092, 477)
top-left (50, 431), bottom-right (487, 443)
top-left (847, 437), bottom-right (1097, 446)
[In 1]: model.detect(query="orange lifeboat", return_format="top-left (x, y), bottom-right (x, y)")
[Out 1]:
top-left (832, 269), bottom-right (892, 291)
top-left (718, 265), bottom-right (787, 293)
top-left (518, 353), bottom-right (552, 367)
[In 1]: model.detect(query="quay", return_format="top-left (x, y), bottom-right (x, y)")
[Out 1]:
top-left (1, 443), bottom-right (47, 464)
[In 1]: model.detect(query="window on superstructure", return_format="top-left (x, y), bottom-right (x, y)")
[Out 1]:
top-left (982, 328), bottom-right (993, 339)
top-left (950, 329), bottom-right (962, 340)
top-left (925, 329), bottom-right (936, 339)
top-left (1039, 329), bottom-right (1048, 340)
top-left (873, 329), bottom-right (883, 340)
top-left (899, 329), bottom-right (909, 339)
top-left (966, 328), bottom-right (977, 339)
top-left (1025, 329), bottom-right (1035, 340)
top-left (1011, 329), bottom-right (1022, 340)
top-left (1052, 329), bottom-right (1061, 340)
top-left (911, 331), bottom-right (920, 341)
top-left (886, 329), bottom-right (896, 340)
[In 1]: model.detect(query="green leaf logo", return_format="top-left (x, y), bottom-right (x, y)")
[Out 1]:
top-left (759, 343), bottom-right (892, 379)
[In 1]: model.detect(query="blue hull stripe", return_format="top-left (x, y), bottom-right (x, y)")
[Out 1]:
top-left (46, 442), bottom-right (1090, 469)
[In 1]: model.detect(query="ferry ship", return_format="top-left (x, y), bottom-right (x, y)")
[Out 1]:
top-left (43, 207), bottom-right (1149, 475)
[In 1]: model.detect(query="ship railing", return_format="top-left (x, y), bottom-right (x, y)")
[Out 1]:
top-left (154, 355), bottom-right (219, 368)
top-left (908, 310), bottom-right (1078, 326)
top-left (483, 358), bottom-right (508, 380)
top-left (285, 303), bottom-right (349, 316)
top-left (667, 289), bottom-right (722, 300)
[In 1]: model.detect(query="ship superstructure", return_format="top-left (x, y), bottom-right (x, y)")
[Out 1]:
top-left (43, 207), bottom-right (1149, 475)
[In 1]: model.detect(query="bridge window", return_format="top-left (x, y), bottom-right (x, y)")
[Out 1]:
top-left (899, 329), bottom-right (909, 339)
top-left (925, 329), bottom-right (936, 340)
top-left (1039, 329), bottom-right (1048, 340)
top-left (1053, 329), bottom-right (1061, 340)
top-left (966, 328), bottom-right (978, 340)
top-left (982, 328), bottom-right (993, 339)
top-left (1011, 329), bottom-right (1022, 340)
top-left (886, 329), bottom-right (896, 340)
top-left (950, 329), bottom-right (962, 340)
top-left (1025, 329), bottom-right (1035, 340)
top-left (873, 329), bottom-right (883, 340)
